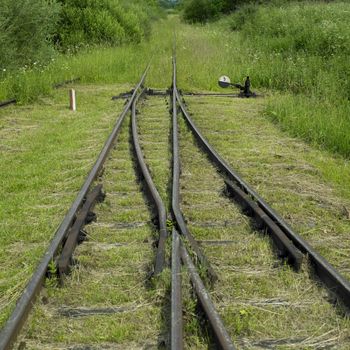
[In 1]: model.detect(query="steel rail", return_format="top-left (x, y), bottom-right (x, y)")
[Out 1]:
top-left (179, 236), bottom-right (236, 350)
top-left (0, 99), bottom-right (16, 108)
top-left (183, 93), bottom-right (240, 97)
top-left (171, 228), bottom-right (183, 350)
top-left (58, 184), bottom-right (104, 277)
top-left (131, 88), bottom-right (183, 345)
top-left (174, 90), bottom-right (350, 309)
top-left (131, 89), bottom-right (167, 275)
top-left (225, 179), bottom-right (303, 270)
top-left (171, 56), bottom-right (217, 283)
top-left (0, 65), bottom-right (150, 350)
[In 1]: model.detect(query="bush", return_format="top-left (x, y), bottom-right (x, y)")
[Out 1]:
top-left (183, 0), bottom-right (221, 22)
top-left (183, 0), bottom-right (249, 22)
top-left (0, 0), bottom-right (60, 71)
top-left (56, 0), bottom-right (159, 50)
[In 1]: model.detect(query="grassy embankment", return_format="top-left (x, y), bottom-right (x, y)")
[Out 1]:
top-left (0, 0), bottom-right (162, 103)
top-left (180, 1), bottom-right (350, 159)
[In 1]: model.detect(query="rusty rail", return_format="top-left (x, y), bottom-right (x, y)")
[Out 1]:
top-left (175, 82), bottom-right (350, 309)
top-left (171, 56), bottom-right (217, 283)
top-left (0, 99), bottom-right (16, 108)
top-left (131, 89), bottom-right (168, 275)
top-left (58, 184), bottom-right (104, 278)
top-left (0, 65), bottom-right (150, 350)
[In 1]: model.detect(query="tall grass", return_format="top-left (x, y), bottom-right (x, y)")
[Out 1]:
top-left (0, 18), bottom-right (173, 103)
top-left (0, 0), bottom-right (162, 102)
top-left (226, 2), bottom-right (350, 158)
top-left (175, 2), bottom-right (350, 158)
top-left (1, 3), bottom-right (349, 159)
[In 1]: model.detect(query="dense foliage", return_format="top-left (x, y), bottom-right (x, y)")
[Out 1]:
top-left (56, 0), bottom-right (159, 50)
top-left (0, 0), bottom-right (159, 72)
top-left (0, 0), bottom-right (60, 71)
top-left (182, 0), bottom-right (241, 22)
top-left (230, 3), bottom-right (350, 57)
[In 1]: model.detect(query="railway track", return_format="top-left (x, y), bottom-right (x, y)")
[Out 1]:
top-left (1, 53), bottom-right (350, 349)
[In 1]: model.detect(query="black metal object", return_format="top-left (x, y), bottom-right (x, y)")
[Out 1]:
top-left (58, 184), bottom-right (104, 278)
top-left (0, 99), bottom-right (16, 108)
top-left (113, 88), bottom-right (169, 100)
top-left (113, 89), bottom-right (247, 100)
top-left (219, 76), bottom-right (256, 98)
top-left (0, 65), bottom-right (150, 350)
top-left (175, 89), bottom-right (350, 309)
top-left (146, 88), bottom-right (169, 96)
top-left (171, 56), bottom-right (217, 283)
top-left (180, 239), bottom-right (236, 350)
top-left (171, 229), bottom-right (183, 350)
top-left (112, 90), bottom-right (134, 100)
top-left (131, 90), bottom-right (167, 275)
top-left (225, 180), bottom-right (303, 269)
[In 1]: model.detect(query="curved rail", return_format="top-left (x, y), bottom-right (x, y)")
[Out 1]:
top-left (175, 89), bottom-right (350, 309)
top-left (180, 237), bottom-right (236, 350)
top-left (171, 56), bottom-right (217, 283)
top-left (171, 55), bottom-right (235, 348)
top-left (0, 65), bottom-right (150, 350)
top-left (131, 90), bottom-right (167, 275)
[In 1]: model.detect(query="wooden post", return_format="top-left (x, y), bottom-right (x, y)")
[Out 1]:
top-left (69, 89), bottom-right (76, 111)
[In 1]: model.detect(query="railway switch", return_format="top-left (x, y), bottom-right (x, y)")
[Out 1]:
top-left (218, 75), bottom-right (256, 97)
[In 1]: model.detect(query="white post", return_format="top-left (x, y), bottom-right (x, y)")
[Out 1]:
top-left (69, 89), bottom-right (76, 111)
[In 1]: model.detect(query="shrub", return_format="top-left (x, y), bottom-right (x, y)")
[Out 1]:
top-left (183, 0), bottom-right (222, 22)
top-left (56, 0), bottom-right (158, 50)
top-left (183, 0), bottom-right (251, 22)
top-left (0, 0), bottom-right (60, 71)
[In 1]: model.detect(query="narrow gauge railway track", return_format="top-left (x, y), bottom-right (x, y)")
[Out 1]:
top-left (1, 53), bottom-right (350, 349)
top-left (172, 58), bottom-right (350, 309)
top-left (131, 74), bottom-right (235, 348)
top-left (169, 56), bottom-right (350, 347)
top-left (0, 62), bottom-right (235, 349)
top-left (0, 67), bottom-right (155, 349)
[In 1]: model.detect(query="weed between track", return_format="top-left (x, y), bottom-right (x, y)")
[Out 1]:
top-left (1, 46), bottom-right (350, 349)
top-left (173, 98), bottom-right (349, 348)
top-left (184, 96), bottom-right (350, 281)
top-left (16, 111), bottom-right (168, 348)
top-left (1, 86), bottom-right (349, 348)
top-left (0, 84), bottom-right (133, 329)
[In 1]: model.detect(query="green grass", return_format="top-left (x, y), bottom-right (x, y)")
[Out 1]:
top-left (15, 105), bottom-right (168, 348)
top-left (179, 95), bottom-right (350, 347)
top-left (0, 18), bottom-right (174, 103)
top-left (0, 83), bottom-right (129, 328)
top-left (183, 1), bottom-right (350, 158)
top-left (2, 4), bottom-right (350, 160)
top-left (1, 10), bottom-right (350, 347)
